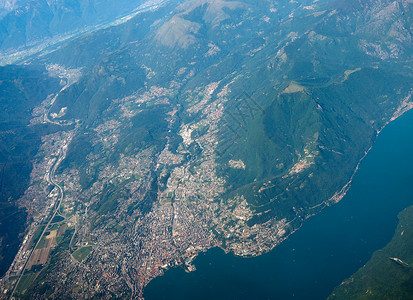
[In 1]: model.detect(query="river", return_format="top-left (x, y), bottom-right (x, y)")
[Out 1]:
top-left (144, 109), bottom-right (413, 300)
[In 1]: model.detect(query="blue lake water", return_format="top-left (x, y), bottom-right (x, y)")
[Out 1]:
top-left (144, 109), bottom-right (413, 300)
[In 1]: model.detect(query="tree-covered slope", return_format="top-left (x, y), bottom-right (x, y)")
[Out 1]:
top-left (329, 205), bottom-right (413, 299)
top-left (0, 65), bottom-right (60, 276)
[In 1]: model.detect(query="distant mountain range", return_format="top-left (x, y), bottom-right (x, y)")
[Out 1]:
top-left (0, 0), bottom-right (152, 53)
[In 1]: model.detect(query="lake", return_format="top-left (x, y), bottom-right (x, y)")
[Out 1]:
top-left (144, 109), bottom-right (413, 300)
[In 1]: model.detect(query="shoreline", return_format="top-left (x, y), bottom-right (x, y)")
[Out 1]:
top-left (226, 92), bottom-right (413, 260)
top-left (144, 93), bottom-right (413, 297)
top-left (159, 92), bottom-right (413, 267)
top-left (328, 92), bottom-right (413, 207)
top-left (146, 93), bottom-right (413, 297)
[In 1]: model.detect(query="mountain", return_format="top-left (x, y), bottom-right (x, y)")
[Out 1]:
top-left (0, 64), bottom-right (60, 277)
top-left (0, 0), bottom-right (412, 298)
top-left (0, 0), bottom-right (157, 60)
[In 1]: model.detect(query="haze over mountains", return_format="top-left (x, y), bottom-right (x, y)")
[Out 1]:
top-left (0, 0), bottom-right (157, 57)
top-left (0, 0), bottom-right (412, 298)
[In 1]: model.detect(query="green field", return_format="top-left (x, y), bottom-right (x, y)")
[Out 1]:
top-left (16, 273), bottom-right (37, 295)
top-left (51, 215), bottom-right (65, 223)
top-left (29, 226), bottom-right (45, 248)
top-left (72, 246), bottom-right (93, 262)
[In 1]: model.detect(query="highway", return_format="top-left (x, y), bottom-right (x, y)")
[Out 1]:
top-left (9, 143), bottom-right (67, 299)
top-left (9, 98), bottom-right (76, 299)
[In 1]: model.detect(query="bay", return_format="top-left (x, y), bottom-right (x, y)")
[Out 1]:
top-left (144, 109), bottom-right (413, 300)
